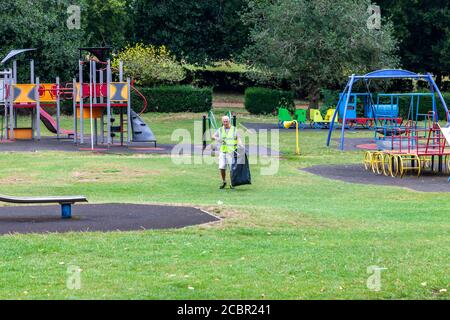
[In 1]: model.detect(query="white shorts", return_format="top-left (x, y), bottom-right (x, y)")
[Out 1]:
top-left (219, 152), bottom-right (233, 170)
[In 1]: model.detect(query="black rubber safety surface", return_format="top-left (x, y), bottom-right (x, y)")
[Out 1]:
top-left (0, 137), bottom-right (277, 156)
top-left (0, 204), bottom-right (219, 235)
top-left (302, 164), bottom-right (450, 193)
top-left (0, 137), bottom-right (173, 154)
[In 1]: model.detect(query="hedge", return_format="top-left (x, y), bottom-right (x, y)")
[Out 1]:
top-left (396, 92), bottom-right (450, 120)
top-left (244, 87), bottom-right (295, 115)
top-left (131, 85), bottom-right (212, 113)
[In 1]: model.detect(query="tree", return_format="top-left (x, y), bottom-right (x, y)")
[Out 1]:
top-left (132, 0), bottom-right (249, 64)
top-left (84, 0), bottom-right (132, 49)
top-left (112, 43), bottom-right (186, 86)
top-left (0, 0), bottom-right (86, 82)
top-left (242, 0), bottom-right (399, 108)
top-left (375, 0), bottom-right (450, 85)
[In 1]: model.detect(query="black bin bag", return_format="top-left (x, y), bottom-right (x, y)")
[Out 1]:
top-left (230, 150), bottom-right (251, 187)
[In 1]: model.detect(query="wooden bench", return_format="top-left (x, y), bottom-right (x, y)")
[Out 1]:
top-left (0, 195), bottom-right (88, 219)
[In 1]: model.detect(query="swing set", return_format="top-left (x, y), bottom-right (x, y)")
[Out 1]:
top-left (327, 69), bottom-right (450, 177)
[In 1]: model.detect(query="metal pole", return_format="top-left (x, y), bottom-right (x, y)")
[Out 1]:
top-left (79, 60), bottom-right (84, 144)
top-left (119, 61), bottom-right (123, 82)
top-left (120, 108), bottom-right (124, 146)
top-left (8, 74), bottom-right (14, 140)
top-left (106, 59), bottom-right (111, 145)
top-left (202, 115), bottom-right (207, 151)
top-left (12, 62), bottom-right (18, 130)
top-left (93, 61), bottom-right (97, 103)
top-left (326, 80), bottom-right (351, 147)
top-left (30, 60), bottom-right (34, 84)
top-left (56, 77), bottom-right (60, 139)
top-left (89, 60), bottom-right (94, 150)
top-left (12, 60), bottom-right (17, 84)
top-left (99, 70), bottom-right (104, 144)
top-left (35, 77), bottom-right (41, 140)
top-left (127, 77), bottom-right (131, 144)
top-left (428, 74), bottom-right (446, 122)
top-left (73, 78), bottom-right (77, 143)
top-left (339, 75), bottom-right (356, 151)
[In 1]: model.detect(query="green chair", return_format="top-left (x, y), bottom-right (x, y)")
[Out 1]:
top-left (278, 108), bottom-right (293, 128)
top-left (294, 109), bottom-right (307, 124)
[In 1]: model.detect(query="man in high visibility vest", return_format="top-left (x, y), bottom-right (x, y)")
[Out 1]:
top-left (213, 116), bottom-right (243, 189)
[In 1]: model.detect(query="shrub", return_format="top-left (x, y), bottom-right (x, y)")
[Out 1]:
top-left (112, 43), bottom-right (186, 86)
top-left (244, 87), bottom-right (295, 115)
top-left (131, 85), bottom-right (212, 113)
top-left (321, 89), bottom-right (340, 108)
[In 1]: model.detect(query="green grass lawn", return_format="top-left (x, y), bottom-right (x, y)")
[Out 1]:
top-left (0, 109), bottom-right (448, 299)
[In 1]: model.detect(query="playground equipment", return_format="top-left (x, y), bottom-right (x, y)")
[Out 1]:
top-left (278, 107), bottom-right (337, 130)
top-left (283, 120), bottom-right (301, 155)
top-left (278, 108), bottom-right (307, 129)
top-left (0, 48), bottom-right (156, 148)
top-left (327, 70), bottom-right (448, 151)
top-left (0, 194), bottom-right (87, 219)
top-left (337, 93), bottom-right (399, 128)
top-left (309, 109), bottom-right (338, 129)
top-left (74, 48), bottom-right (156, 148)
top-left (363, 114), bottom-right (450, 177)
top-left (0, 48), bottom-right (77, 141)
top-left (327, 69), bottom-right (450, 178)
top-left (336, 92), bottom-right (433, 131)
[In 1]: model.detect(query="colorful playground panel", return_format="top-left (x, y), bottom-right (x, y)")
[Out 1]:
top-left (109, 82), bottom-right (129, 102)
top-left (7, 128), bottom-right (33, 140)
top-left (75, 83), bottom-right (107, 101)
top-left (76, 107), bottom-right (105, 119)
top-left (38, 84), bottom-right (58, 102)
top-left (74, 82), bottom-right (128, 102)
top-left (12, 84), bottom-right (37, 103)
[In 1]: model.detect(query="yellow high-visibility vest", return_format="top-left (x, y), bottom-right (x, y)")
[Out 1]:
top-left (220, 126), bottom-right (238, 153)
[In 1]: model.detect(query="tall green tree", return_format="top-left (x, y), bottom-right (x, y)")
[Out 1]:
top-left (84, 0), bottom-right (132, 49)
top-left (0, 0), bottom-right (86, 82)
top-left (242, 0), bottom-right (399, 108)
top-left (376, 0), bottom-right (450, 84)
top-left (132, 0), bottom-right (249, 64)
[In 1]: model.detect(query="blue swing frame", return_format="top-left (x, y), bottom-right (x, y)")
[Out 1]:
top-left (326, 69), bottom-right (449, 150)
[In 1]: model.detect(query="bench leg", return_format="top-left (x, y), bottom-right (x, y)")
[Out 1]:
top-left (61, 203), bottom-right (72, 219)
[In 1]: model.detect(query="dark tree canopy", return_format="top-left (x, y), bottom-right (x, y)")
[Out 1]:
top-left (0, 0), bottom-right (86, 82)
top-left (242, 0), bottom-right (399, 107)
top-left (132, 0), bottom-right (249, 63)
top-left (376, 0), bottom-right (450, 83)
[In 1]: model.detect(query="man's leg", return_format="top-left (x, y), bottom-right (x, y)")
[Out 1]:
top-left (219, 153), bottom-right (227, 189)
top-left (220, 169), bottom-right (226, 181)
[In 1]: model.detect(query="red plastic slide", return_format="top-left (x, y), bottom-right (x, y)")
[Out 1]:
top-left (40, 109), bottom-right (74, 136)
